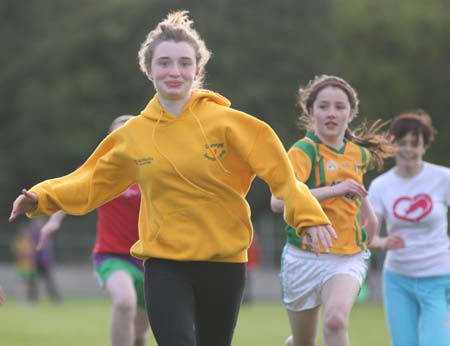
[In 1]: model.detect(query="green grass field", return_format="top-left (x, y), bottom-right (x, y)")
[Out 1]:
top-left (0, 298), bottom-right (390, 345)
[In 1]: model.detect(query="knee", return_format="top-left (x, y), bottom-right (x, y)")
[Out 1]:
top-left (323, 309), bottom-right (348, 335)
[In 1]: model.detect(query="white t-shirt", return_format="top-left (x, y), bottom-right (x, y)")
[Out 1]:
top-left (368, 162), bottom-right (450, 277)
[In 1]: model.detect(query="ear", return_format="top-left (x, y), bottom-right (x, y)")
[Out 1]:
top-left (195, 67), bottom-right (200, 79)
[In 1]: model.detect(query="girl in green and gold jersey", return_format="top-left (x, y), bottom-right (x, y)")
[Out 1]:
top-left (272, 75), bottom-right (393, 346)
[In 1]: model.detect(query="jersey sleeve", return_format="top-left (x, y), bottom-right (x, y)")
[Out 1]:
top-left (287, 146), bottom-right (313, 183)
top-left (28, 130), bottom-right (137, 217)
top-left (245, 121), bottom-right (330, 234)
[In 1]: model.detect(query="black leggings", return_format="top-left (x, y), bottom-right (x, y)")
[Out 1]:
top-left (144, 258), bottom-right (246, 346)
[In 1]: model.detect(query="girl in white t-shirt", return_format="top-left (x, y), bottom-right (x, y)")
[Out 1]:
top-left (369, 110), bottom-right (450, 346)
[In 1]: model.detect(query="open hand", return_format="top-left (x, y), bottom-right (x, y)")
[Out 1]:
top-left (9, 189), bottom-right (38, 222)
top-left (303, 224), bottom-right (337, 255)
top-left (333, 179), bottom-right (368, 198)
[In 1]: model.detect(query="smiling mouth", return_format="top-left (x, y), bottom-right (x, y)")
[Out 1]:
top-left (166, 82), bottom-right (183, 87)
top-left (398, 153), bottom-right (417, 160)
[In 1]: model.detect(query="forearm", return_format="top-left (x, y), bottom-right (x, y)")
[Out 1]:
top-left (367, 210), bottom-right (388, 250)
top-left (368, 235), bottom-right (386, 250)
top-left (271, 185), bottom-right (338, 213)
top-left (47, 211), bottom-right (67, 227)
top-left (360, 198), bottom-right (379, 245)
top-left (274, 180), bottom-right (330, 235)
top-left (309, 186), bottom-right (340, 202)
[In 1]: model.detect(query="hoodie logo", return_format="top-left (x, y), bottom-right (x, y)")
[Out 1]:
top-left (134, 157), bottom-right (153, 165)
top-left (204, 143), bottom-right (226, 161)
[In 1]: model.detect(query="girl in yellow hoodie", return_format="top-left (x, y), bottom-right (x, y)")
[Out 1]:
top-left (9, 11), bottom-right (335, 346)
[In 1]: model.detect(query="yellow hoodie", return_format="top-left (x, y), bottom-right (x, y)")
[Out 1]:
top-left (29, 90), bottom-right (330, 262)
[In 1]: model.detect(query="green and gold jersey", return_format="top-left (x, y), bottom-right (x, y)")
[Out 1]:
top-left (286, 131), bottom-right (373, 254)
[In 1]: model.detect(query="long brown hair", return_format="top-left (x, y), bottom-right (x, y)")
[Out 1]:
top-left (298, 75), bottom-right (394, 171)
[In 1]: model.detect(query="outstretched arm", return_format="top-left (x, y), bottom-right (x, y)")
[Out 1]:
top-left (11, 130), bottom-right (136, 220)
top-left (245, 122), bottom-right (335, 254)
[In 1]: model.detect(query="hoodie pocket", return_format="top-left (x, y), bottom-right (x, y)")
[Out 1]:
top-left (155, 198), bottom-right (251, 261)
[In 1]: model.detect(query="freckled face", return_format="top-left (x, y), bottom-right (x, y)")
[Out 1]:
top-left (310, 86), bottom-right (354, 144)
top-left (148, 41), bottom-right (198, 101)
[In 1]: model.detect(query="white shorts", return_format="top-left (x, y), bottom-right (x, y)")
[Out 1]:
top-left (280, 244), bottom-right (370, 312)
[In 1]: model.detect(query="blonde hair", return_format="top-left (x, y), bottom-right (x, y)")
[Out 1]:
top-left (298, 75), bottom-right (393, 171)
top-left (138, 10), bottom-right (211, 89)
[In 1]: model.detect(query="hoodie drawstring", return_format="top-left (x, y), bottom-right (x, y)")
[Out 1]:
top-left (151, 110), bottom-right (215, 196)
top-left (189, 105), bottom-right (231, 175)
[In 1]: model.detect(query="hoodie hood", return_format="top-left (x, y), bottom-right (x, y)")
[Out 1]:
top-left (141, 89), bottom-right (231, 122)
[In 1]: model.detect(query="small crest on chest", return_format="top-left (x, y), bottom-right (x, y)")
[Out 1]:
top-left (326, 160), bottom-right (338, 171)
top-left (204, 143), bottom-right (226, 161)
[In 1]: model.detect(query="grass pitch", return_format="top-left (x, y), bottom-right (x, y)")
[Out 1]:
top-left (0, 298), bottom-right (389, 345)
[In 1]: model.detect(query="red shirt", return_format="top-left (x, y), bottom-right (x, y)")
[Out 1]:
top-left (93, 184), bottom-right (140, 254)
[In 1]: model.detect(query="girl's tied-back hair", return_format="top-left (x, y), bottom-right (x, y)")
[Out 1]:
top-left (138, 10), bottom-right (211, 89)
top-left (297, 75), bottom-right (394, 171)
top-left (390, 109), bottom-right (436, 148)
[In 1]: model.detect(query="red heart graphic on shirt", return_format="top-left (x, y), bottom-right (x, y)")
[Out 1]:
top-left (393, 194), bottom-right (433, 222)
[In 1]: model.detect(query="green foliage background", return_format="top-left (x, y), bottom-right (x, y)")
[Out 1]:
top-left (1, 0), bottom-right (449, 260)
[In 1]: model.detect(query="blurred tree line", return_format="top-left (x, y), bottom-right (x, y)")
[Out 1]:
top-left (1, 0), bottom-right (449, 262)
